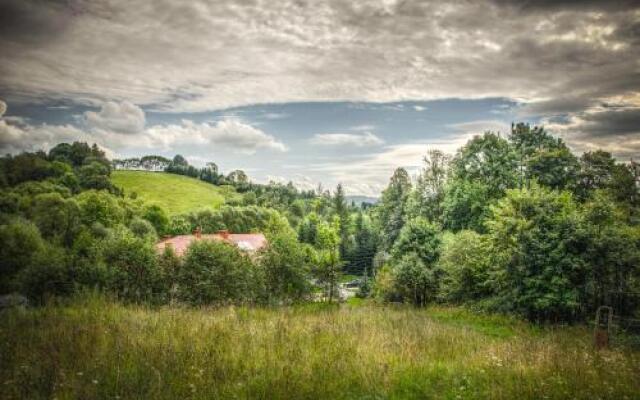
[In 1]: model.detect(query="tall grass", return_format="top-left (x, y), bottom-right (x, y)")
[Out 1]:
top-left (1, 295), bottom-right (638, 399)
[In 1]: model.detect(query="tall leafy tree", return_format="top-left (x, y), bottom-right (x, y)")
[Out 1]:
top-left (406, 149), bottom-right (449, 222)
top-left (376, 167), bottom-right (412, 250)
top-left (450, 132), bottom-right (518, 198)
top-left (509, 123), bottom-right (579, 190)
top-left (486, 184), bottom-right (586, 321)
top-left (333, 184), bottom-right (350, 259)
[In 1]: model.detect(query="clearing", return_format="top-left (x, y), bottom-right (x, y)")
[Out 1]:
top-left (112, 171), bottom-right (239, 215)
top-left (1, 296), bottom-right (638, 399)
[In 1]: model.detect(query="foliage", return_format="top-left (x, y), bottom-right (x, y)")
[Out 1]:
top-left (102, 228), bottom-right (164, 302)
top-left (179, 240), bottom-right (258, 305)
top-left (581, 191), bottom-right (640, 312)
top-left (391, 217), bottom-right (440, 266)
top-left (406, 149), bottom-right (450, 222)
top-left (128, 216), bottom-right (157, 239)
top-left (0, 220), bottom-right (44, 293)
top-left (441, 178), bottom-right (492, 232)
top-left (393, 252), bottom-right (438, 306)
top-left (438, 230), bottom-right (491, 302)
top-left (259, 229), bottom-right (310, 302)
top-left (485, 185), bottom-right (586, 321)
top-left (450, 132), bottom-right (518, 198)
top-left (76, 190), bottom-right (125, 227)
top-left (143, 204), bottom-right (169, 235)
top-left (313, 217), bottom-right (342, 302)
top-left (29, 192), bottom-right (81, 246)
top-left (376, 167), bottom-right (412, 250)
top-left (16, 243), bottom-right (72, 303)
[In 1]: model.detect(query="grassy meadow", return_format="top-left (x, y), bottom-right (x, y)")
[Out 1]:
top-left (1, 296), bottom-right (638, 400)
top-left (112, 171), bottom-right (240, 215)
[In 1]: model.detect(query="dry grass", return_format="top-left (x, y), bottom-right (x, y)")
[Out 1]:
top-left (1, 296), bottom-right (638, 399)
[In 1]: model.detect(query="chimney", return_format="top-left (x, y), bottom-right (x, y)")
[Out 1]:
top-left (217, 229), bottom-right (230, 240)
top-left (193, 226), bottom-right (202, 239)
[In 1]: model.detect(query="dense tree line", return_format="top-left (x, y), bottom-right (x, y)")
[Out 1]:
top-left (2, 121), bottom-right (639, 324)
top-left (371, 123), bottom-right (640, 322)
top-left (0, 143), bottom-right (316, 305)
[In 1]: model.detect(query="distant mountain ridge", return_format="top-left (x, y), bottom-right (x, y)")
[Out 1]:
top-left (346, 195), bottom-right (379, 206)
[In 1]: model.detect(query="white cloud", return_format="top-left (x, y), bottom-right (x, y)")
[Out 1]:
top-left (310, 131), bottom-right (384, 147)
top-left (413, 105), bottom-right (427, 111)
top-left (84, 101), bottom-right (145, 134)
top-left (0, 100), bottom-right (6, 118)
top-left (350, 124), bottom-right (377, 132)
top-left (0, 114), bottom-right (286, 159)
top-left (265, 174), bottom-right (318, 192)
top-left (143, 119), bottom-right (287, 154)
top-left (448, 120), bottom-right (511, 136)
top-left (0, 120), bottom-right (97, 155)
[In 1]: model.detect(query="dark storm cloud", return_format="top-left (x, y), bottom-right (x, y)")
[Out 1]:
top-left (0, 0), bottom-right (72, 44)
top-left (491, 0), bottom-right (640, 13)
top-left (576, 108), bottom-right (640, 137)
top-left (1, 0), bottom-right (640, 158)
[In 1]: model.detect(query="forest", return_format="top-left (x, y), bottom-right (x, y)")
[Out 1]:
top-left (1, 123), bottom-right (638, 323)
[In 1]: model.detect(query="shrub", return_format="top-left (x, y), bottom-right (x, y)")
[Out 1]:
top-left (129, 217), bottom-right (157, 239)
top-left (143, 205), bottom-right (169, 236)
top-left (393, 252), bottom-right (438, 306)
top-left (76, 190), bottom-right (125, 227)
top-left (438, 230), bottom-right (491, 302)
top-left (17, 244), bottom-right (72, 303)
top-left (259, 230), bottom-right (310, 302)
top-left (168, 215), bottom-right (191, 235)
top-left (102, 228), bottom-right (164, 302)
top-left (0, 220), bottom-right (44, 294)
top-left (391, 217), bottom-right (440, 265)
top-left (179, 240), bottom-right (259, 305)
top-left (30, 192), bottom-right (81, 246)
top-left (485, 184), bottom-right (586, 321)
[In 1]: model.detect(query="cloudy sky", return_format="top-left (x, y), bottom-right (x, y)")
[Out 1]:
top-left (1, 0), bottom-right (639, 196)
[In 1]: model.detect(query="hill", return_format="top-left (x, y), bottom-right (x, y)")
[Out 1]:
top-left (346, 195), bottom-right (379, 206)
top-left (112, 170), bottom-right (240, 215)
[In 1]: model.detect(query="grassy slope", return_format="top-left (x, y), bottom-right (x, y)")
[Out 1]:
top-left (112, 171), bottom-right (239, 215)
top-left (1, 297), bottom-right (638, 399)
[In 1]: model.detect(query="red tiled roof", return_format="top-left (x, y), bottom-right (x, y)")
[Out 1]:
top-left (156, 233), bottom-right (267, 257)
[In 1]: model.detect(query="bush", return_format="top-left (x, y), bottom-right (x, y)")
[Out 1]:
top-left (129, 217), bottom-right (157, 239)
top-left (393, 252), bottom-right (438, 306)
top-left (158, 246), bottom-right (181, 302)
top-left (30, 192), bottom-right (81, 246)
top-left (168, 215), bottom-right (191, 235)
top-left (259, 230), bottom-right (310, 302)
top-left (16, 244), bottom-right (72, 303)
top-left (76, 190), bottom-right (125, 227)
top-left (102, 228), bottom-right (164, 302)
top-left (391, 217), bottom-right (440, 266)
top-left (438, 230), bottom-right (490, 302)
top-left (485, 185), bottom-right (586, 321)
top-left (143, 205), bottom-right (169, 236)
top-left (0, 220), bottom-right (44, 293)
top-left (179, 240), bottom-right (259, 305)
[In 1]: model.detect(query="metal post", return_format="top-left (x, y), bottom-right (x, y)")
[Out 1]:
top-left (594, 306), bottom-right (613, 349)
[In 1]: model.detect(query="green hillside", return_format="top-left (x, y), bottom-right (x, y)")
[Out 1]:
top-left (112, 170), bottom-right (239, 215)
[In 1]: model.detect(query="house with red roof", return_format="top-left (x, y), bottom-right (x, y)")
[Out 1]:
top-left (156, 228), bottom-right (267, 257)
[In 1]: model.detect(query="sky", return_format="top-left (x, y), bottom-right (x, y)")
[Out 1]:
top-left (1, 0), bottom-right (639, 196)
